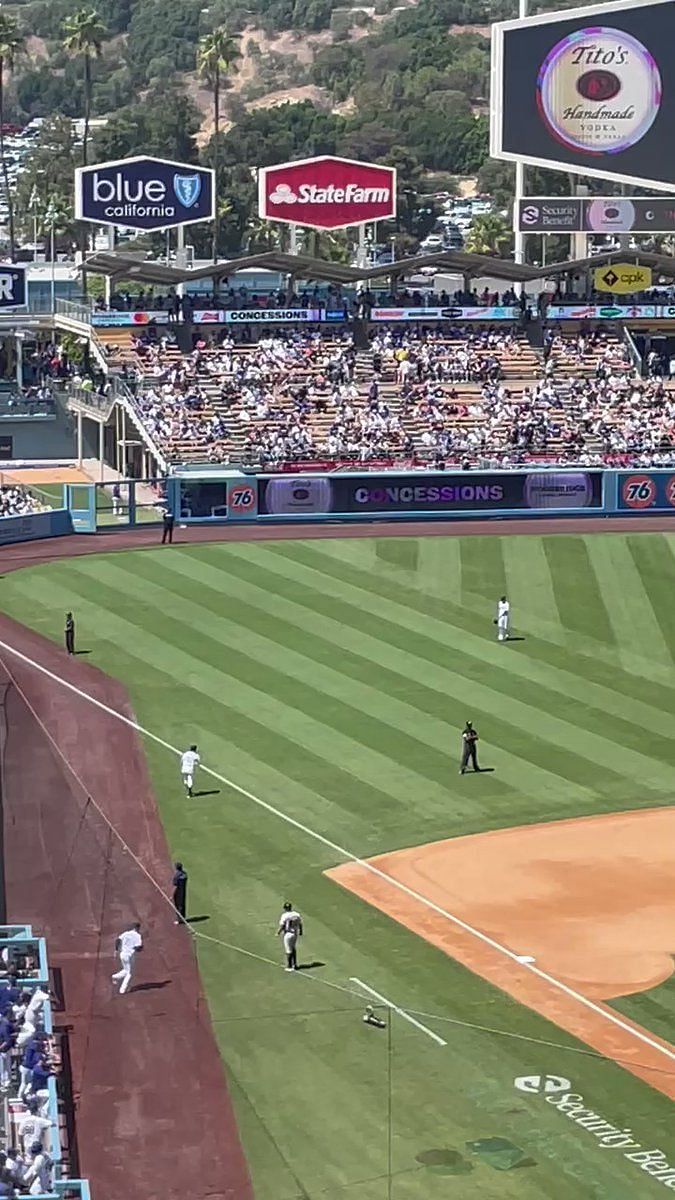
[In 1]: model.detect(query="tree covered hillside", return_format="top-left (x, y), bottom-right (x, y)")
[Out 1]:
top-left (2, 0), bottom-right (593, 255)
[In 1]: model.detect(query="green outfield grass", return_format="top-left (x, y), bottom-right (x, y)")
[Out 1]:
top-left (1, 531), bottom-right (674, 1199)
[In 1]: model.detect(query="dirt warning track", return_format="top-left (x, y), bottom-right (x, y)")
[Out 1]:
top-left (0, 615), bottom-right (253, 1200)
top-left (328, 809), bottom-right (675, 1101)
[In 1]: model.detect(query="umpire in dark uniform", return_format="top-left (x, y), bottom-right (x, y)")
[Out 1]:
top-left (161, 508), bottom-right (175, 545)
top-left (64, 612), bottom-right (75, 655)
top-left (172, 861), bottom-right (188, 924)
top-left (460, 720), bottom-right (479, 774)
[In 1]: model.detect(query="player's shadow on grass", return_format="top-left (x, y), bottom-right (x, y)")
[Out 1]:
top-left (186, 915), bottom-right (210, 925)
top-left (74, 649), bottom-right (92, 655)
top-left (465, 767), bottom-right (495, 775)
top-left (193, 789), bottom-right (220, 798)
top-left (296, 961), bottom-right (325, 971)
top-left (506, 636), bottom-right (526, 642)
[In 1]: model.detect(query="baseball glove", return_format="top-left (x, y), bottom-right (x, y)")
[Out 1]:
top-left (493, 618), bottom-right (498, 624)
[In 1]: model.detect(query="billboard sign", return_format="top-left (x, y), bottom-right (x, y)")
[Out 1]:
top-left (618, 471), bottom-right (675, 510)
top-left (517, 195), bottom-right (675, 232)
top-left (370, 306), bottom-right (519, 321)
top-left (75, 155), bottom-right (215, 231)
top-left (491, 0), bottom-right (675, 190)
top-left (545, 302), bottom-right (658, 318)
top-left (593, 262), bottom-right (652, 292)
top-left (0, 265), bottom-right (26, 310)
top-left (258, 156), bottom-right (396, 230)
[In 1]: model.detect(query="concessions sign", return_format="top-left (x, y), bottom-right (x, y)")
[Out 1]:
top-left (258, 156), bottom-right (396, 230)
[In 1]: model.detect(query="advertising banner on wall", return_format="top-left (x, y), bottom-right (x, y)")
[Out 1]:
top-left (544, 303), bottom-right (659, 319)
top-left (491, 0), bottom-right (675, 190)
top-left (517, 195), bottom-right (675, 233)
top-left (255, 470), bottom-right (603, 517)
top-left (91, 307), bottom-right (345, 327)
top-left (618, 471), bottom-right (675, 510)
top-left (258, 156), bottom-right (396, 230)
top-left (75, 155), bottom-right (215, 231)
top-left (370, 306), bottom-right (520, 322)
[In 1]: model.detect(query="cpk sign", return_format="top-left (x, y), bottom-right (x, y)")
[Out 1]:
top-left (75, 155), bottom-right (215, 232)
top-left (259, 155), bottom-right (396, 230)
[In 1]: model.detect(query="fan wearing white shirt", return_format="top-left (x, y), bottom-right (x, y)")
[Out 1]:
top-left (496, 595), bottom-right (510, 642)
top-left (180, 745), bottom-right (201, 798)
top-left (111, 922), bottom-right (143, 995)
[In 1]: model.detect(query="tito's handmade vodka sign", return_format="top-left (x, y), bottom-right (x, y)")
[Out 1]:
top-left (536, 28), bottom-right (662, 155)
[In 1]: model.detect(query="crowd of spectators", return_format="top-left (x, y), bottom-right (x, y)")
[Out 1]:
top-left (114, 322), bottom-right (675, 469)
top-left (0, 953), bottom-right (58, 1197)
top-left (0, 486), bottom-right (51, 519)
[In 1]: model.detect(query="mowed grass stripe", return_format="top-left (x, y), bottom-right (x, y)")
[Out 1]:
top-left (220, 543), bottom-right (675, 790)
top-left (160, 548), bottom-right (608, 811)
top-left (270, 536), bottom-right (675, 706)
top-left (543, 535), bottom-right (616, 645)
top-left (89, 557), bottom-right (459, 811)
top-left (24, 564), bottom-right (454, 820)
top-left (6, 570), bottom-right (419, 846)
top-left (274, 538), bottom-right (675, 725)
top-left (417, 535), bottom-right (463, 604)
top-left (459, 535), bottom-right (507, 605)
top-left (502, 535), bottom-right (565, 644)
top-left (584, 535), bottom-right (675, 678)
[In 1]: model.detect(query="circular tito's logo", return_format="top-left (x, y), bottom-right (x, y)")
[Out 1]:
top-left (622, 474), bottom-right (656, 508)
top-left (537, 27), bottom-right (661, 155)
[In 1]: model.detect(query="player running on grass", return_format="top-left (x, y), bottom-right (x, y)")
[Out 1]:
top-left (180, 744), bottom-right (200, 798)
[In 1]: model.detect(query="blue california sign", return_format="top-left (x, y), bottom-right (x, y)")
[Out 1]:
top-left (75, 155), bottom-right (215, 232)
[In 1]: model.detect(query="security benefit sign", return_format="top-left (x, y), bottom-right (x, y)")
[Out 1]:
top-left (491, 0), bottom-right (675, 190)
top-left (593, 262), bottom-right (652, 293)
top-left (75, 156), bottom-right (215, 231)
top-left (0, 265), bottom-right (26, 310)
top-left (619, 471), bottom-right (675, 510)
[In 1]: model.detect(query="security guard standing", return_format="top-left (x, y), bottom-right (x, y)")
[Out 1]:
top-left (64, 612), bottom-right (75, 655)
top-left (172, 861), bottom-right (188, 925)
top-left (460, 720), bottom-right (479, 774)
top-left (161, 508), bottom-right (175, 545)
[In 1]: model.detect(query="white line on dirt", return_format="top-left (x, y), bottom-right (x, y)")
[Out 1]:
top-left (350, 978), bottom-right (447, 1045)
top-left (1, 637), bottom-right (674, 1067)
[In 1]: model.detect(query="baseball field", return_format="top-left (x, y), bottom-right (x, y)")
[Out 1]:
top-left (1, 527), bottom-right (674, 1198)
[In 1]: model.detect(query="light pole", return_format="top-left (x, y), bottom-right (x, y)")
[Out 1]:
top-left (513, 0), bottom-right (528, 291)
top-left (45, 199), bottom-right (57, 312)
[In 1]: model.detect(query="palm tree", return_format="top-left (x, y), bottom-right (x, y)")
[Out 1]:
top-left (464, 213), bottom-right (512, 257)
top-left (0, 14), bottom-right (24, 261)
top-left (198, 28), bottom-right (241, 262)
top-left (62, 8), bottom-right (106, 168)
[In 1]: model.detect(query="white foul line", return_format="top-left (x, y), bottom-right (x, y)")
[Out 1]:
top-left (350, 977), bottom-right (447, 1045)
top-left (1, 636), bottom-right (674, 1068)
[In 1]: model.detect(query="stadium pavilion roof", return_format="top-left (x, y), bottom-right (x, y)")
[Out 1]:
top-left (80, 248), bottom-right (540, 286)
top-left (80, 247), bottom-right (675, 287)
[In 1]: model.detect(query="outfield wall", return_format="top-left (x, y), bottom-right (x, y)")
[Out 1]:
top-left (0, 508), bottom-right (72, 545)
top-left (169, 468), bottom-right (675, 523)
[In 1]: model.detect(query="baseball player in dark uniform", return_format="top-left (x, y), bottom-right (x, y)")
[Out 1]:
top-left (460, 720), bottom-right (479, 774)
top-left (172, 862), bottom-right (188, 925)
top-left (64, 612), bottom-right (75, 655)
top-left (161, 508), bottom-right (175, 544)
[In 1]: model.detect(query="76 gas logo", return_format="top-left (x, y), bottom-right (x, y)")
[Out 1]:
top-left (622, 475), bottom-right (656, 509)
top-left (227, 483), bottom-right (258, 516)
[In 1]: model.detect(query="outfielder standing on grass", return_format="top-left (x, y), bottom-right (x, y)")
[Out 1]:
top-left (277, 902), bottom-right (303, 971)
top-left (495, 595), bottom-right (510, 642)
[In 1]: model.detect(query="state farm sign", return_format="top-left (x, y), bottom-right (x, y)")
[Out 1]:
top-left (258, 155), bottom-right (396, 230)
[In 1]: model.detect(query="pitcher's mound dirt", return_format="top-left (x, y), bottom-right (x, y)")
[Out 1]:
top-left (328, 808), bottom-right (675, 1099)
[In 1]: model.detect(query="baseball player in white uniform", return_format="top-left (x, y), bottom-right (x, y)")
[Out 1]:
top-left (111, 922), bottom-right (143, 994)
top-left (496, 595), bottom-right (510, 641)
top-left (180, 744), bottom-right (200, 798)
top-left (277, 902), bottom-right (303, 971)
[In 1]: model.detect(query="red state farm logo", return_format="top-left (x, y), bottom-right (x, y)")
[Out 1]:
top-left (622, 474), bottom-right (656, 509)
top-left (259, 155), bottom-right (396, 230)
